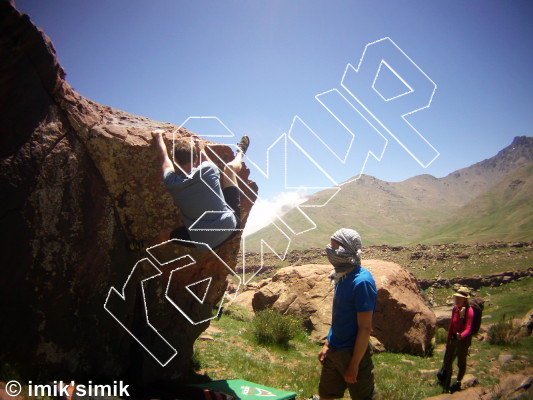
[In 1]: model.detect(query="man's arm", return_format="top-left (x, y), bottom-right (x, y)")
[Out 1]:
top-left (318, 339), bottom-right (329, 364)
top-left (152, 130), bottom-right (174, 175)
top-left (344, 311), bottom-right (373, 384)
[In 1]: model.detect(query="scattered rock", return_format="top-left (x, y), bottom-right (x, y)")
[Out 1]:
top-left (422, 387), bottom-right (487, 400)
top-left (229, 289), bottom-right (256, 313)
top-left (418, 268), bottom-right (533, 290)
top-left (205, 326), bottom-right (224, 335)
top-left (433, 306), bottom-right (453, 329)
top-left (419, 369), bottom-right (440, 376)
top-left (498, 354), bottom-right (514, 364)
top-left (461, 374), bottom-right (478, 389)
top-left (497, 373), bottom-right (533, 399)
top-left (521, 308), bottom-right (533, 335)
top-left (369, 336), bottom-right (386, 353)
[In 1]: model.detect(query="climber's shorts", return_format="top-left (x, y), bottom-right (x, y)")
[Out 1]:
top-left (222, 186), bottom-right (241, 223)
top-left (170, 186), bottom-right (241, 248)
top-left (319, 345), bottom-right (375, 400)
top-left (216, 186), bottom-right (241, 246)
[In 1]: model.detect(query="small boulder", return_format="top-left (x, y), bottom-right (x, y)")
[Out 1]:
top-left (369, 336), bottom-right (386, 353)
top-left (434, 306), bottom-right (453, 330)
top-left (229, 289), bottom-right (256, 313)
top-left (496, 373), bottom-right (533, 399)
top-left (461, 374), bottom-right (478, 390)
top-left (498, 353), bottom-right (514, 364)
top-left (521, 307), bottom-right (533, 335)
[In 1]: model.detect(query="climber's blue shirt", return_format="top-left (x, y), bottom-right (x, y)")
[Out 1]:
top-left (163, 161), bottom-right (237, 249)
top-left (327, 266), bottom-right (377, 351)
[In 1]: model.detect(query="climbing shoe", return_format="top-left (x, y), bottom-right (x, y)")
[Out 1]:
top-left (236, 135), bottom-right (250, 154)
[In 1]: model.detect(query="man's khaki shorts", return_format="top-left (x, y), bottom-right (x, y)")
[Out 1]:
top-left (318, 345), bottom-right (374, 399)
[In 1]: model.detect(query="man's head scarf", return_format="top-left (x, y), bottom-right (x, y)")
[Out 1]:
top-left (326, 228), bottom-right (362, 270)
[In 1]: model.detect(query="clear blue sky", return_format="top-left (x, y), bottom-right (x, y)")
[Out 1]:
top-left (16, 0), bottom-right (532, 203)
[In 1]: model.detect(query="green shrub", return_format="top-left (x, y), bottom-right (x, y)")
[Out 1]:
top-left (435, 327), bottom-right (448, 344)
top-left (488, 313), bottom-right (523, 345)
top-left (222, 303), bottom-right (253, 322)
top-left (250, 309), bottom-right (303, 348)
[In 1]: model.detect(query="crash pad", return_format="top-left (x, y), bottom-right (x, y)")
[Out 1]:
top-left (188, 379), bottom-right (296, 399)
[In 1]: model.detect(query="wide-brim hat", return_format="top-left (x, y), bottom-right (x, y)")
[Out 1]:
top-left (453, 286), bottom-right (471, 299)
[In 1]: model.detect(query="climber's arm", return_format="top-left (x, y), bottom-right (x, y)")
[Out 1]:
top-left (151, 130), bottom-right (174, 175)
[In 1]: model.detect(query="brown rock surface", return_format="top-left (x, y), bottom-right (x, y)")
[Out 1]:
top-left (422, 387), bottom-right (488, 400)
top-left (521, 307), bottom-right (533, 335)
top-left (243, 260), bottom-right (436, 355)
top-left (366, 259), bottom-right (436, 355)
top-left (422, 372), bottom-right (533, 400)
top-left (496, 373), bottom-right (533, 399)
top-left (433, 306), bottom-right (453, 330)
top-left (251, 264), bottom-right (334, 342)
top-left (0, 1), bottom-right (256, 382)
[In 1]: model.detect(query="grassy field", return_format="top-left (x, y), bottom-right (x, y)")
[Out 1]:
top-left (362, 242), bottom-right (533, 280)
top-left (196, 246), bottom-right (533, 399)
top-left (192, 294), bottom-right (533, 399)
top-left (2, 242), bottom-right (530, 399)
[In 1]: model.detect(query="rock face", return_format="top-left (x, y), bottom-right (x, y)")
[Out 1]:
top-left (0, 2), bottom-right (256, 382)
top-left (236, 260), bottom-right (436, 355)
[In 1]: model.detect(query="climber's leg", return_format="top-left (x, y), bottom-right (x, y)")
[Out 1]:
top-left (221, 151), bottom-right (243, 189)
top-left (221, 135), bottom-right (248, 189)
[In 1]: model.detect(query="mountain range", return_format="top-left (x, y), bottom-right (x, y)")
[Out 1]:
top-left (247, 136), bottom-right (533, 250)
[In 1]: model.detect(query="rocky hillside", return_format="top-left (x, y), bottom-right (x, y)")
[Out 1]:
top-left (248, 136), bottom-right (533, 250)
top-left (0, 1), bottom-right (255, 383)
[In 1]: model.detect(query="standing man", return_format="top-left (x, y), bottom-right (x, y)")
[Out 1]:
top-left (318, 228), bottom-right (377, 400)
top-left (151, 129), bottom-right (249, 250)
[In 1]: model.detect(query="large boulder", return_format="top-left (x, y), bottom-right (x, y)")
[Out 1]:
top-left (242, 260), bottom-right (436, 355)
top-left (0, 2), bottom-right (256, 383)
top-left (250, 264), bottom-right (334, 342)
top-left (366, 259), bottom-right (436, 355)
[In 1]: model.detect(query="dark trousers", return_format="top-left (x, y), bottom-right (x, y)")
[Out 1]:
top-left (442, 336), bottom-right (471, 390)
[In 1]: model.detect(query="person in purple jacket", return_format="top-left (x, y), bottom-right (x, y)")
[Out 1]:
top-left (441, 286), bottom-right (474, 393)
top-left (152, 129), bottom-right (249, 250)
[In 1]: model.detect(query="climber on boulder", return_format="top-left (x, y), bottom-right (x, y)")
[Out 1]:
top-left (152, 130), bottom-right (249, 251)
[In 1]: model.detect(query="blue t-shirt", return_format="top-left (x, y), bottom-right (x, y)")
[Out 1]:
top-left (327, 266), bottom-right (377, 351)
top-left (164, 161), bottom-right (237, 249)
